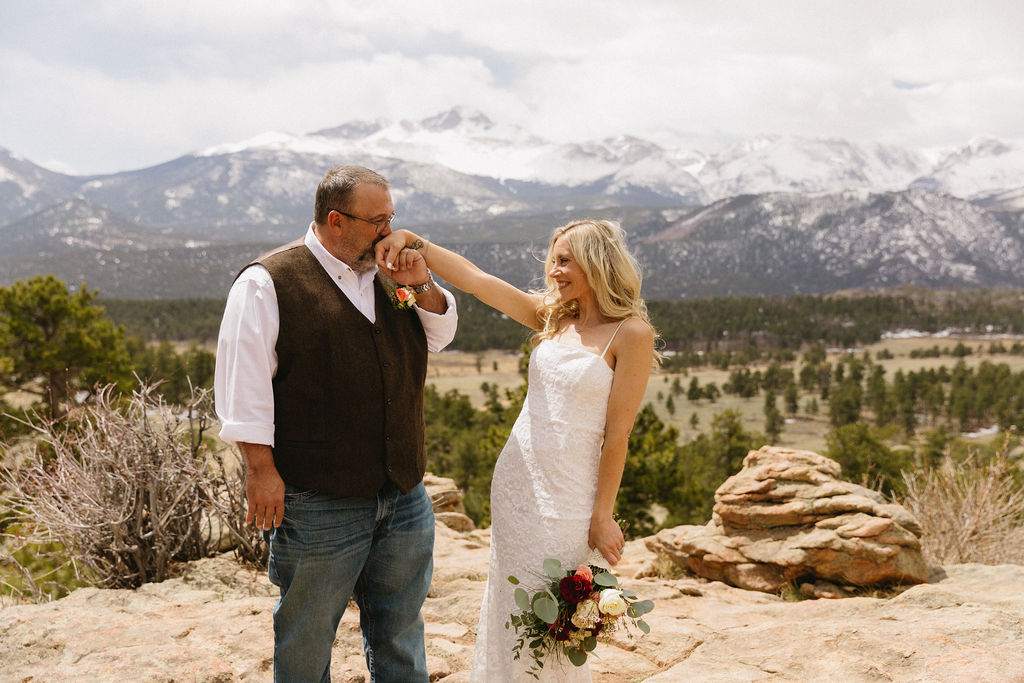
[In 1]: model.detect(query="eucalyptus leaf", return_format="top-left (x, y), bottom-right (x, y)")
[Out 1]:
top-left (508, 575), bottom-right (520, 585)
top-left (622, 589), bottom-right (637, 599)
top-left (543, 558), bottom-right (564, 578)
top-left (637, 618), bottom-right (650, 634)
top-left (514, 587), bottom-right (530, 611)
top-left (584, 635), bottom-right (598, 651)
top-left (567, 648), bottom-right (588, 667)
top-left (593, 571), bottom-right (618, 587)
top-left (533, 595), bottom-right (559, 624)
top-left (632, 599), bottom-right (655, 616)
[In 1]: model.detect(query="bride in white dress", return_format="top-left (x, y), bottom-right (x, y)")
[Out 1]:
top-left (376, 220), bottom-right (657, 681)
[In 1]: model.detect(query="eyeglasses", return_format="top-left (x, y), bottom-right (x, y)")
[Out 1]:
top-left (329, 208), bottom-right (395, 234)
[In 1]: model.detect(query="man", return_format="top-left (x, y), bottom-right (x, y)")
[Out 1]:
top-left (215, 165), bottom-right (457, 682)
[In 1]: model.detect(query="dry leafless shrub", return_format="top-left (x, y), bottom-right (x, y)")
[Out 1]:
top-left (1, 382), bottom-right (264, 599)
top-left (899, 441), bottom-right (1024, 566)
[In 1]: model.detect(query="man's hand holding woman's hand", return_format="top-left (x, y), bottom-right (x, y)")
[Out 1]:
top-left (375, 230), bottom-right (427, 285)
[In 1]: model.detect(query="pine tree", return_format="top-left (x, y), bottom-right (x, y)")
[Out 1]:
top-left (763, 389), bottom-right (784, 442)
top-left (0, 275), bottom-right (130, 418)
top-left (784, 383), bottom-right (799, 415)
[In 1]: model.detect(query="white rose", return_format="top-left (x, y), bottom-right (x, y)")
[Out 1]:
top-left (571, 598), bottom-right (601, 629)
top-left (598, 589), bottom-right (627, 617)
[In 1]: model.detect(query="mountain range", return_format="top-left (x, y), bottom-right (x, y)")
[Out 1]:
top-left (1, 106), bottom-right (1023, 299)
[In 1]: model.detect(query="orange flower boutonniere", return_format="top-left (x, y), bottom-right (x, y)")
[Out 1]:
top-left (393, 285), bottom-right (417, 310)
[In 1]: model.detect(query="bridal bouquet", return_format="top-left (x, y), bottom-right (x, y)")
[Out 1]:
top-left (505, 557), bottom-right (654, 678)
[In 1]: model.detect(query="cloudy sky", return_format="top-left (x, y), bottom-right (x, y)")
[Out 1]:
top-left (3, 0), bottom-right (1023, 175)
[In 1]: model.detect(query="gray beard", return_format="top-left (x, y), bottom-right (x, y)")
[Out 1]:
top-left (349, 247), bottom-right (376, 273)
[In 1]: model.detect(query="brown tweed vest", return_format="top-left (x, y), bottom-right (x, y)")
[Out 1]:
top-left (241, 239), bottom-right (428, 497)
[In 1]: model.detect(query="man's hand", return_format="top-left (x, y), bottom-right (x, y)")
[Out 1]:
top-left (375, 229), bottom-right (446, 314)
top-left (376, 230), bottom-right (430, 285)
top-left (238, 442), bottom-right (285, 530)
top-left (387, 246), bottom-right (430, 286)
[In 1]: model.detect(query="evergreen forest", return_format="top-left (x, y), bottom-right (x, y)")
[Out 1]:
top-left (2, 277), bottom-right (1023, 545)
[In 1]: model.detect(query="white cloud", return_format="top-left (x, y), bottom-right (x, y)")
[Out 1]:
top-left (1, 0), bottom-right (1022, 174)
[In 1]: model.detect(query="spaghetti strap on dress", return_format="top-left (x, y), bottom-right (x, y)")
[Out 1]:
top-left (600, 318), bottom-right (628, 359)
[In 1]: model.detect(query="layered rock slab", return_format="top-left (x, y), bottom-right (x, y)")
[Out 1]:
top-left (650, 446), bottom-right (930, 593)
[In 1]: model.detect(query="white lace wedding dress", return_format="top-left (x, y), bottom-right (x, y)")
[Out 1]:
top-left (470, 329), bottom-right (623, 682)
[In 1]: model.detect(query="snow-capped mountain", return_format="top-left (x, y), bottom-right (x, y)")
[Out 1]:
top-left (66, 148), bottom-right (535, 240)
top-left (194, 108), bottom-right (1023, 206)
top-left (2, 106), bottom-right (1024, 299)
top-left (0, 147), bottom-right (80, 226)
top-left (695, 135), bottom-right (932, 201)
top-left (200, 107), bottom-right (709, 204)
top-left (632, 190), bottom-right (1024, 298)
top-left (1, 197), bottom-right (179, 257)
top-left (913, 137), bottom-right (1024, 202)
top-left (5, 106), bottom-right (1021, 235)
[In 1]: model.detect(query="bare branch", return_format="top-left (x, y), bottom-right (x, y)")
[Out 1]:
top-left (1, 382), bottom-right (265, 599)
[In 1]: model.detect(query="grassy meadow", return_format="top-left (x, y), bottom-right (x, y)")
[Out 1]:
top-left (427, 335), bottom-right (1024, 455)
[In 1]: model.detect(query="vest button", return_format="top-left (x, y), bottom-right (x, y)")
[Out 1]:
top-left (385, 397), bottom-right (393, 405)
top-left (386, 465), bottom-right (393, 473)
top-left (383, 361), bottom-right (391, 367)
top-left (385, 434), bottom-right (391, 441)
top-left (374, 327), bottom-right (382, 334)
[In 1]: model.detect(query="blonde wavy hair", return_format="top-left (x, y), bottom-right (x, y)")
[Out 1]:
top-left (532, 219), bottom-right (660, 362)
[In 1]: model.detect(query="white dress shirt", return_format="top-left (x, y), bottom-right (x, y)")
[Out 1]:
top-left (215, 223), bottom-right (458, 446)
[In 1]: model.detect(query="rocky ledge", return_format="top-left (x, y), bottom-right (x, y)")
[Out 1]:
top-left (1, 468), bottom-right (1023, 681)
top-left (3, 532), bottom-right (1024, 681)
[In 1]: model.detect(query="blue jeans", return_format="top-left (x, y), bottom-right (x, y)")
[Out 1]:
top-left (265, 480), bottom-right (434, 683)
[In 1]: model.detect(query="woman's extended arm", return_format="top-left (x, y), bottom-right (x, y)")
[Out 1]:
top-left (376, 229), bottom-right (542, 330)
top-left (589, 319), bottom-right (656, 566)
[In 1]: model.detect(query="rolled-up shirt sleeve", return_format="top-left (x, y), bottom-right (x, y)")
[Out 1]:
top-left (214, 266), bottom-right (279, 446)
top-left (415, 284), bottom-right (458, 352)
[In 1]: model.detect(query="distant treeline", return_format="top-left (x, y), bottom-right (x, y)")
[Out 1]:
top-left (100, 298), bottom-right (227, 343)
top-left (100, 288), bottom-right (1024, 353)
top-left (649, 289), bottom-right (1024, 351)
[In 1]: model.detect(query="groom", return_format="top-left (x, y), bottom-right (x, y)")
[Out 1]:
top-left (214, 165), bottom-right (458, 681)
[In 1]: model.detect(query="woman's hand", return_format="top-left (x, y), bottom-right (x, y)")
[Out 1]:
top-left (375, 229), bottom-right (416, 271)
top-left (589, 514), bottom-right (625, 566)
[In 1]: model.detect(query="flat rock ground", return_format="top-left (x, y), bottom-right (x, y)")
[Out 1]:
top-left (2, 524), bottom-right (1024, 682)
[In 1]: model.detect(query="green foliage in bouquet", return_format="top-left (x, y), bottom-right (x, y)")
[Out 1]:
top-left (505, 558), bottom-right (653, 678)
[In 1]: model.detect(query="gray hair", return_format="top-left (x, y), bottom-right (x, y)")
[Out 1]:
top-left (314, 166), bottom-right (389, 225)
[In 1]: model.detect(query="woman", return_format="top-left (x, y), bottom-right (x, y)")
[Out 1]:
top-left (376, 219), bottom-right (657, 681)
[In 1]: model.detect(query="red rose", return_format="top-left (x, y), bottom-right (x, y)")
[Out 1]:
top-left (559, 574), bottom-right (592, 603)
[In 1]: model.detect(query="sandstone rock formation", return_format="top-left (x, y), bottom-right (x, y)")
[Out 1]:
top-left (424, 473), bottom-right (476, 532)
top-left (648, 446), bottom-right (930, 595)
top-left (2, 465), bottom-right (1023, 681)
top-left (2, 526), bottom-right (1024, 681)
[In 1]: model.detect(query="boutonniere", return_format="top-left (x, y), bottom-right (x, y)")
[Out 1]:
top-left (393, 285), bottom-right (417, 310)
top-left (378, 271), bottom-right (421, 310)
